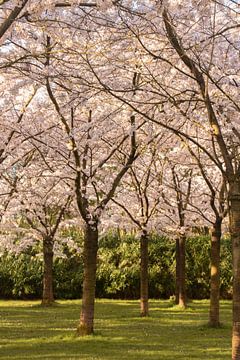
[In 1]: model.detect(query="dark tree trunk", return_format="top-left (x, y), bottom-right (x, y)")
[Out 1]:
top-left (140, 231), bottom-right (149, 317)
top-left (176, 235), bottom-right (186, 308)
top-left (230, 182), bottom-right (240, 360)
top-left (42, 236), bottom-right (54, 306)
top-left (209, 219), bottom-right (221, 327)
top-left (175, 238), bottom-right (180, 305)
top-left (77, 223), bottom-right (98, 336)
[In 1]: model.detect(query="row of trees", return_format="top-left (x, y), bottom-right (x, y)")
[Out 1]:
top-left (0, 233), bottom-right (233, 300)
top-left (0, 0), bottom-right (239, 358)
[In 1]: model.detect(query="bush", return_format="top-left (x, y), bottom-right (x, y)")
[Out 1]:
top-left (97, 233), bottom-right (140, 298)
top-left (186, 235), bottom-right (211, 299)
top-left (54, 255), bottom-right (83, 299)
top-left (0, 253), bottom-right (42, 299)
top-left (0, 232), bottom-right (232, 300)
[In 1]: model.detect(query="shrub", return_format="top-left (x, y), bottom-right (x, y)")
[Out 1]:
top-left (0, 232), bottom-right (232, 300)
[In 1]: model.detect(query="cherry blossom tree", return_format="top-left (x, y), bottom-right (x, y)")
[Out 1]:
top-left (181, 137), bottom-right (228, 326)
top-left (1, 1), bottom-right (239, 356)
top-left (160, 5), bottom-right (239, 355)
top-left (81, 2), bottom-right (239, 353)
top-left (110, 130), bottom-right (168, 316)
top-left (1, 2), bottom-right (141, 334)
top-left (168, 164), bottom-right (192, 309)
top-left (0, 70), bottom-right (38, 221)
top-left (46, 83), bottom-right (139, 332)
top-left (0, 118), bottom-right (73, 304)
top-left (20, 180), bottom-right (72, 306)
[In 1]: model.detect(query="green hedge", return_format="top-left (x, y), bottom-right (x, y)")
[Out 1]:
top-left (0, 233), bottom-right (232, 300)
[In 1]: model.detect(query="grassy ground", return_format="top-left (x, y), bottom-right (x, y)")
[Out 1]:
top-left (0, 299), bottom-right (231, 359)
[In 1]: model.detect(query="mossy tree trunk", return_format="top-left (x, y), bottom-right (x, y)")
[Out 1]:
top-left (209, 219), bottom-right (222, 327)
top-left (77, 223), bottom-right (98, 336)
top-left (42, 236), bottom-right (54, 306)
top-left (140, 230), bottom-right (149, 317)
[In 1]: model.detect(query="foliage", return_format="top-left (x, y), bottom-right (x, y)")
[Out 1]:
top-left (186, 235), bottom-right (232, 300)
top-left (219, 238), bottom-right (232, 299)
top-left (0, 233), bottom-right (232, 300)
top-left (54, 256), bottom-right (83, 299)
top-left (0, 253), bottom-right (42, 299)
top-left (186, 236), bottom-right (212, 299)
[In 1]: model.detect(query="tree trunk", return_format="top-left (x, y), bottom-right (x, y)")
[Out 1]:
top-left (175, 238), bottom-right (180, 305)
top-left (209, 220), bottom-right (221, 327)
top-left (176, 235), bottom-right (186, 308)
top-left (77, 223), bottom-right (98, 336)
top-left (230, 182), bottom-right (240, 360)
top-left (42, 236), bottom-right (54, 306)
top-left (140, 231), bottom-right (149, 317)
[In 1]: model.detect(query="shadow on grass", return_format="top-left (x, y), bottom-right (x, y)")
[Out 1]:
top-left (0, 299), bottom-right (231, 360)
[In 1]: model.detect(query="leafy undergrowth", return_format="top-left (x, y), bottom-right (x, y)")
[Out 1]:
top-left (0, 299), bottom-right (231, 359)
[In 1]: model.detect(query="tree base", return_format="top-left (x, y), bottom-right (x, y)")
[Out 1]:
top-left (178, 303), bottom-right (187, 309)
top-left (77, 323), bottom-right (94, 336)
top-left (41, 299), bottom-right (55, 306)
top-left (140, 311), bottom-right (149, 317)
top-left (208, 321), bottom-right (221, 328)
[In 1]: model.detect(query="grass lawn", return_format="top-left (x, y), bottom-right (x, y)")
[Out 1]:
top-left (0, 299), bottom-right (231, 359)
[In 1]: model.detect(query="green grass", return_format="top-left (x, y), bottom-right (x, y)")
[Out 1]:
top-left (0, 299), bottom-right (231, 359)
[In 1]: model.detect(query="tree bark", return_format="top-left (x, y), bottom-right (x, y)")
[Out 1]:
top-left (209, 220), bottom-right (221, 327)
top-left (230, 182), bottom-right (240, 360)
top-left (140, 231), bottom-right (149, 317)
top-left (42, 236), bottom-right (54, 306)
top-left (175, 235), bottom-right (186, 308)
top-left (175, 238), bottom-right (180, 305)
top-left (77, 223), bottom-right (98, 336)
